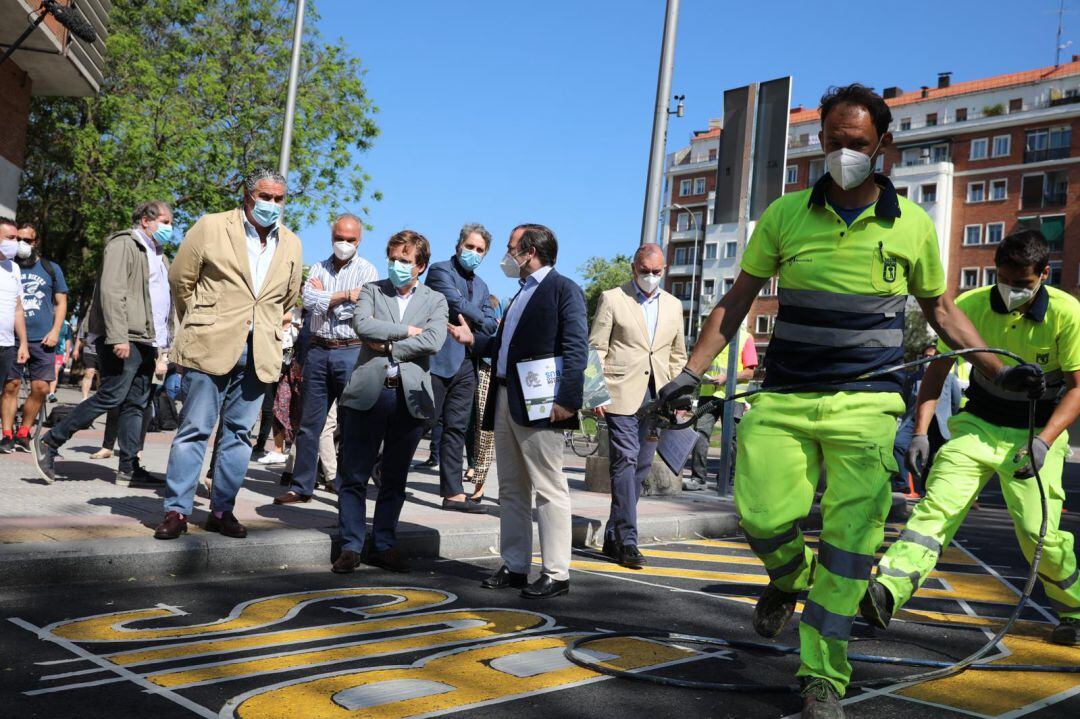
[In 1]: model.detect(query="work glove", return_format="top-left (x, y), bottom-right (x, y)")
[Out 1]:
top-left (656, 367), bottom-right (702, 416)
top-left (1013, 436), bottom-right (1050, 480)
top-left (906, 433), bottom-right (930, 478)
top-left (994, 363), bottom-right (1046, 398)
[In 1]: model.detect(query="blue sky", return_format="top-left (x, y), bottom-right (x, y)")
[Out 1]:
top-left (296, 0), bottom-right (1070, 299)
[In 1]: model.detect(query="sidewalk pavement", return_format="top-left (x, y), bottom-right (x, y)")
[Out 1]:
top-left (0, 387), bottom-right (740, 587)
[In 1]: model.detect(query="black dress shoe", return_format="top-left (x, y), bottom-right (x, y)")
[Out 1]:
top-left (366, 547), bottom-right (410, 573)
top-left (619, 544), bottom-right (647, 569)
top-left (481, 566), bottom-right (528, 589)
top-left (441, 498), bottom-right (485, 513)
top-left (521, 575), bottom-right (569, 599)
top-left (601, 535), bottom-right (619, 560)
top-left (204, 511), bottom-right (248, 538)
top-left (332, 550), bottom-right (361, 574)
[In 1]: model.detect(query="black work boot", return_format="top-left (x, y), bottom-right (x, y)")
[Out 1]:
top-left (859, 576), bottom-right (894, 630)
top-left (753, 582), bottom-right (799, 638)
top-left (1050, 617), bottom-right (1080, 646)
top-left (800, 677), bottom-right (844, 718)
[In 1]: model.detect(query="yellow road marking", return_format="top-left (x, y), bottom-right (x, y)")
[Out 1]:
top-left (148, 609), bottom-right (547, 688)
top-left (232, 633), bottom-right (696, 719)
top-left (51, 588), bottom-right (450, 642)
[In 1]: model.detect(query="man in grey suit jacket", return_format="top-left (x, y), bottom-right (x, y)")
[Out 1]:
top-left (333, 230), bottom-right (448, 575)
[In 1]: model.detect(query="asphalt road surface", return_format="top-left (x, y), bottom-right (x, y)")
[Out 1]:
top-left (2, 474), bottom-right (1079, 719)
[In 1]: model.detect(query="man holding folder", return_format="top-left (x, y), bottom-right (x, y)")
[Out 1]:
top-left (449, 223), bottom-right (588, 599)
top-left (589, 244), bottom-right (686, 568)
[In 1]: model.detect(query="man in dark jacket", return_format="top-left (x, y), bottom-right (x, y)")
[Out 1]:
top-left (449, 224), bottom-right (588, 599)
top-left (425, 223), bottom-right (499, 512)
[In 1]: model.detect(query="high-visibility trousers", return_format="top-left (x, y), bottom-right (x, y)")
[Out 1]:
top-left (736, 391), bottom-right (904, 696)
top-left (878, 412), bottom-right (1080, 619)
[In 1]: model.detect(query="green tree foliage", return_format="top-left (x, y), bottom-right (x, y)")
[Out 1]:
top-left (17, 0), bottom-right (380, 308)
top-left (580, 254), bottom-right (633, 319)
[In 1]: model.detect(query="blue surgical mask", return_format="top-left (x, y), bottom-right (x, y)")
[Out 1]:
top-left (152, 223), bottom-right (173, 245)
top-left (388, 259), bottom-right (415, 288)
top-left (251, 198), bottom-right (282, 228)
top-left (458, 249), bottom-right (483, 272)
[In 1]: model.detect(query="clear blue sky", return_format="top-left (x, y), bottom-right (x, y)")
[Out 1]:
top-left (296, 0), bottom-right (1069, 299)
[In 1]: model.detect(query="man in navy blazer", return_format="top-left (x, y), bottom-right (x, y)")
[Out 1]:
top-left (425, 223), bottom-right (499, 512)
top-left (450, 223), bottom-right (588, 599)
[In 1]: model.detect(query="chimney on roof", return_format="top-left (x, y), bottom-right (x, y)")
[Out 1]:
top-left (883, 87), bottom-right (902, 99)
top-left (708, 117), bottom-right (722, 129)
top-left (937, 72), bottom-right (952, 89)
top-left (1073, 54), bottom-right (1080, 62)
top-left (920, 86), bottom-right (930, 98)
top-left (789, 104), bottom-right (804, 114)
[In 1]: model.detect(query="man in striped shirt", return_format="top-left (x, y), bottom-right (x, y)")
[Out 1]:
top-left (274, 213), bottom-right (377, 505)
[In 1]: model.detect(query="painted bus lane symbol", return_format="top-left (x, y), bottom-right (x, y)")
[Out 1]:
top-left (11, 586), bottom-right (703, 718)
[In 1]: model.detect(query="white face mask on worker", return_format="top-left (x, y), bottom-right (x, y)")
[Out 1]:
top-left (825, 137), bottom-right (882, 190)
top-left (997, 281), bottom-right (1039, 311)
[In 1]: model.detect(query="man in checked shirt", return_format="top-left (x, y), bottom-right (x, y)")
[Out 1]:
top-left (273, 213), bottom-right (377, 504)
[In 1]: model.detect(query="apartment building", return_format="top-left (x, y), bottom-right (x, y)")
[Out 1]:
top-left (664, 60), bottom-right (1080, 353)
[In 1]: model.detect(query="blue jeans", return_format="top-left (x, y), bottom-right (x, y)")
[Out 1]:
top-left (604, 389), bottom-right (659, 546)
top-left (163, 339), bottom-right (265, 516)
top-left (338, 387), bottom-right (425, 554)
top-left (47, 339), bottom-right (155, 470)
top-left (289, 344), bottom-right (359, 495)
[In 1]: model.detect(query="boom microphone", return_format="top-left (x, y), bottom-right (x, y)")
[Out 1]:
top-left (42, 0), bottom-right (98, 44)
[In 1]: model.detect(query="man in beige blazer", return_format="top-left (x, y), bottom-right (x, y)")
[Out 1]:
top-left (589, 243), bottom-right (686, 568)
top-left (154, 168), bottom-right (303, 540)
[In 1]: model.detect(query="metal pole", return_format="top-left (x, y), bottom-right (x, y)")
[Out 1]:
top-left (717, 84), bottom-right (760, 497)
top-left (688, 215), bottom-right (700, 341)
top-left (278, 0), bottom-right (306, 178)
top-left (640, 0), bottom-right (681, 246)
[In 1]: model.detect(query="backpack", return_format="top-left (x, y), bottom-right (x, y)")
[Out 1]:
top-left (150, 391), bottom-right (180, 432)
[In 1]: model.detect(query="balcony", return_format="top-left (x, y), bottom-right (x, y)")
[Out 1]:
top-left (1021, 192), bottom-right (1069, 210)
top-left (1024, 147), bottom-right (1071, 163)
top-left (670, 229), bottom-right (702, 241)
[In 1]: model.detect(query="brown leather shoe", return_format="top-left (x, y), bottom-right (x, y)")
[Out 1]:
top-left (154, 511), bottom-right (188, 540)
top-left (204, 511), bottom-right (247, 538)
top-left (273, 490), bottom-right (312, 505)
top-left (332, 549), bottom-right (361, 574)
top-left (366, 547), bottom-right (411, 573)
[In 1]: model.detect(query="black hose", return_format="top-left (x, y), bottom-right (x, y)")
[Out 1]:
top-left (569, 348), bottom-right (1074, 691)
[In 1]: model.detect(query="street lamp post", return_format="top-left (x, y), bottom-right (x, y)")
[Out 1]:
top-left (666, 203), bottom-right (700, 340)
top-left (279, 0), bottom-right (306, 179)
top-left (640, 0), bottom-right (682, 246)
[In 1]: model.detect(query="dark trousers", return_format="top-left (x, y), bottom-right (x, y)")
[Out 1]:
top-left (290, 344), bottom-right (359, 495)
top-left (337, 386), bottom-right (425, 554)
top-left (102, 386), bottom-right (154, 452)
top-left (255, 378), bottom-right (279, 449)
top-left (690, 399), bottom-right (741, 482)
top-left (431, 358), bottom-right (476, 497)
top-left (48, 339), bottom-right (155, 469)
top-left (0, 347), bottom-right (13, 393)
top-left (605, 390), bottom-right (659, 547)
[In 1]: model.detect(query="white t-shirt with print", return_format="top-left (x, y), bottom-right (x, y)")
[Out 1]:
top-left (0, 259), bottom-right (21, 347)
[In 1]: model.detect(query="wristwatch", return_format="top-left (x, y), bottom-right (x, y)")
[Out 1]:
top-left (385, 341), bottom-right (393, 357)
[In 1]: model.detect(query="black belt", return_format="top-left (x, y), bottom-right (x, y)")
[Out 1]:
top-left (312, 337), bottom-right (363, 349)
top-left (384, 375), bottom-right (400, 388)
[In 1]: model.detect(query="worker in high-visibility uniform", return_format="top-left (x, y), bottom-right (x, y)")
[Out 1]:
top-left (862, 229), bottom-right (1080, 647)
top-left (686, 328), bottom-right (757, 491)
top-left (655, 84), bottom-right (1042, 718)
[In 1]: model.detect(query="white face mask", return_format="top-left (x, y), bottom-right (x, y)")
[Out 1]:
top-left (500, 251), bottom-right (524, 278)
top-left (635, 272), bottom-right (662, 294)
top-left (333, 241), bottom-right (357, 261)
top-left (16, 240), bottom-right (32, 259)
top-left (824, 136), bottom-right (882, 191)
top-left (997, 281), bottom-right (1039, 311)
top-left (0, 240), bottom-right (17, 261)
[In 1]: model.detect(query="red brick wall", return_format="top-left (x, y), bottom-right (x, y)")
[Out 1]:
top-left (948, 119), bottom-right (1080, 299)
top-left (0, 59), bottom-right (32, 169)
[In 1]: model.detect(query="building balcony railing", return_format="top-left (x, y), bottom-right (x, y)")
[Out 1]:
top-left (1021, 192), bottom-right (1068, 210)
top-left (1024, 147), bottom-right (1071, 163)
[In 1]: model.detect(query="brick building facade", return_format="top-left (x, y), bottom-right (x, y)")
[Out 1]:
top-left (665, 61), bottom-right (1080, 356)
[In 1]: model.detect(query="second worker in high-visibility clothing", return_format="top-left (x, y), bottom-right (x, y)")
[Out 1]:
top-left (655, 84), bottom-right (1043, 719)
top-left (861, 229), bottom-right (1080, 647)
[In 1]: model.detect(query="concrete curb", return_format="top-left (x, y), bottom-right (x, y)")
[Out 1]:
top-left (0, 510), bottom-right (742, 587)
